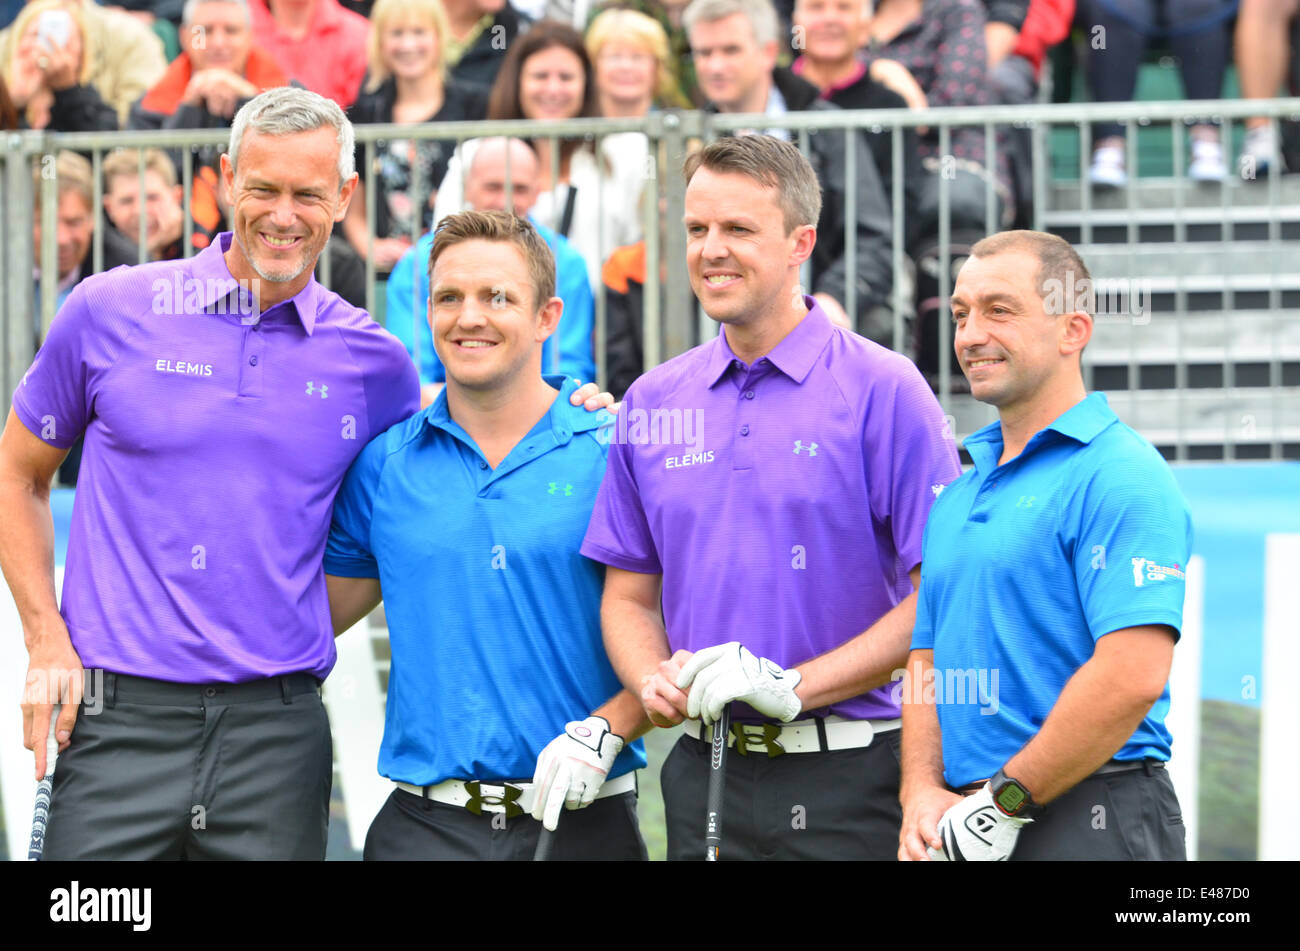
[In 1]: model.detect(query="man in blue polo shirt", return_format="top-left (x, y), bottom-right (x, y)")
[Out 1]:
top-left (324, 210), bottom-right (648, 860)
top-left (898, 230), bottom-right (1192, 861)
top-left (386, 137), bottom-right (595, 406)
top-left (582, 134), bottom-right (960, 860)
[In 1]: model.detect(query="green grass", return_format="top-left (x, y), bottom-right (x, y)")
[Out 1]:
top-left (1197, 699), bottom-right (1259, 861)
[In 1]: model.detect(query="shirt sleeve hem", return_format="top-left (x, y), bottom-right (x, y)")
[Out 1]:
top-left (579, 541), bottom-right (661, 575)
top-left (11, 397), bottom-right (78, 450)
top-left (322, 557), bottom-right (380, 580)
top-left (1090, 611), bottom-right (1184, 643)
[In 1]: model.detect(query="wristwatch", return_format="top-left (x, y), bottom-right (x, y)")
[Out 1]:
top-left (990, 768), bottom-right (1044, 819)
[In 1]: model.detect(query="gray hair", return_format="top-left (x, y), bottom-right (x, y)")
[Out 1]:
top-left (182, 0), bottom-right (250, 28)
top-left (228, 87), bottom-right (355, 188)
top-left (683, 0), bottom-right (778, 47)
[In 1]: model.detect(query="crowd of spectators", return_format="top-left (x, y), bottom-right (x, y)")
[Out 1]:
top-left (14, 0), bottom-right (1300, 403)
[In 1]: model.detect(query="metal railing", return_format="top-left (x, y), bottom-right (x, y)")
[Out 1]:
top-left (4, 96), bottom-right (1299, 458)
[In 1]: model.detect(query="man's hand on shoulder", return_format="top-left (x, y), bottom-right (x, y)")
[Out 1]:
top-left (569, 381), bottom-right (618, 415)
top-left (675, 642), bottom-right (803, 725)
top-left (927, 784), bottom-right (1032, 862)
top-left (530, 715), bottom-right (625, 831)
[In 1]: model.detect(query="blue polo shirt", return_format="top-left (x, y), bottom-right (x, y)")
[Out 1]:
top-left (911, 393), bottom-right (1193, 788)
top-left (324, 375), bottom-right (645, 786)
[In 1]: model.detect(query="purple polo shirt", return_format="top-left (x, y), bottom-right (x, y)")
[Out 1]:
top-left (581, 301), bottom-right (961, 720)
top-left (13, 233), bottom-right (418, 683)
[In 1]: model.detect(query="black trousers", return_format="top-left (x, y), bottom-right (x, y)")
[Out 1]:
top-left (364, 787), bottom-right (648, 861)
top-left (662, 729), bottom-right (903, 861)
top-left (43, 672), bottom-right (331, 860)
top-left (1008, 763), bottom-right (1187, 860)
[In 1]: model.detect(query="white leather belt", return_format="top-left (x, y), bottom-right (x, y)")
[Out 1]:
top-left (394, 771), bottom-right (637, 816)
top-left (683, 715), bottom-right (900, 757)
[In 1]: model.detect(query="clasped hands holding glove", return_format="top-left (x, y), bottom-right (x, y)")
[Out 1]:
top-left (530, 643), bottom-right (803, 830)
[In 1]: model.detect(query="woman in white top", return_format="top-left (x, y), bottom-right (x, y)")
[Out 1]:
top-left (432, 20), bottom-right (645, 292)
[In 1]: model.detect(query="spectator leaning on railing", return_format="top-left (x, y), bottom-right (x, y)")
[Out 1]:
top-left (101, 148), bottom-right (187, 262)
top-left (33, 151), bottom-right (137, 324)
top-left (345, 0), bottom-right (489, 272)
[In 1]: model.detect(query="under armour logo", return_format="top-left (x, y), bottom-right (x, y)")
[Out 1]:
top-left (305, 381), bottom-right (328, 398)
top-left (547, 482), bottom-right (574, 496)
top-left (462, 781), bottom-right (525, 818)
top-left (1016, 495), bottom-right (1035, 508)
top-left (932, 483), bottom-right (946, 498)
top-left (731, 722), bottom-right (785, 758)
top-left (793, 440), bottom-right (818, 456)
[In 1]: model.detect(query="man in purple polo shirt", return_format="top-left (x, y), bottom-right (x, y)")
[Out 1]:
top-left (582, 134), bottom-right (961, 860)
top-left (0, 85), bottom-right (610, 860)
top-left (0, 86), bottom-right (400, 860)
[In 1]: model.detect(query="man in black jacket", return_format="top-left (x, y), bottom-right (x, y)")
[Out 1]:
top-left (685, 0), bottom-right (893, 341)
top-left (442, 0), bottom-right (530, 91)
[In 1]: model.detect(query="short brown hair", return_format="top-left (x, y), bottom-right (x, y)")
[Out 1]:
top-left (34, 151), bottom-right (94, 212)
top-left (683, 135), bottom-right (822, 233)
top-left (102, 148), bottom-right (178, 192)
top-left (429, 210), bottom-right (556, 311)
top-left (969, 230), bottom-right (1095, 316)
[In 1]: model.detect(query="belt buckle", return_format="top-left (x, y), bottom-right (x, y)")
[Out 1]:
top-left (462, 780), bottom-right (526, 818)
top-left (730, 722), bottom-right (785, 758)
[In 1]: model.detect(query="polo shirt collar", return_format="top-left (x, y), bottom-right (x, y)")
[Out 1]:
top-left (424, 374), bottom-right (605, 442)
top-left (963, 392), bottom-right (1117, 474)
top-left (705, 298), bottom-right (832, 388)
top-left (193, 232), bottom-right (320, 335)
top-left (1045, 392), bottom-right (1116, 444)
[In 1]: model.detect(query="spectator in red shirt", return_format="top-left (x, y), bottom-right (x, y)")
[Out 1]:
top-left (248, 0), bottom-right (369, 107)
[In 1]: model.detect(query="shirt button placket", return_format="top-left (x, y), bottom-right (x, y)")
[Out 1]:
top-left (239, 326), bottom-right (265, 398)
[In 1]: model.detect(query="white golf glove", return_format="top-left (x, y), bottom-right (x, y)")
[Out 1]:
top-left (675, 642), bottom-right (803, 725)
top-left (928, 784), bottom-right (1032, 861)
top-left (530, 715), bottom-right (625, 832)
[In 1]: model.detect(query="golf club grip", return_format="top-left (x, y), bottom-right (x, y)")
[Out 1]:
top-left (28, 711), bottom-right (60, 861)
top-left (704, 705), bottom-right (731, 861)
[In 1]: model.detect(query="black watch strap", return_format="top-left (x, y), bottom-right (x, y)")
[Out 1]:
top-left (990, 768), bottom-right (1043, 819)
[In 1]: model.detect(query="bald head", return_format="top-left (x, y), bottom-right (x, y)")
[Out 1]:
top-left (464, 137), bottom-right (540, 216)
